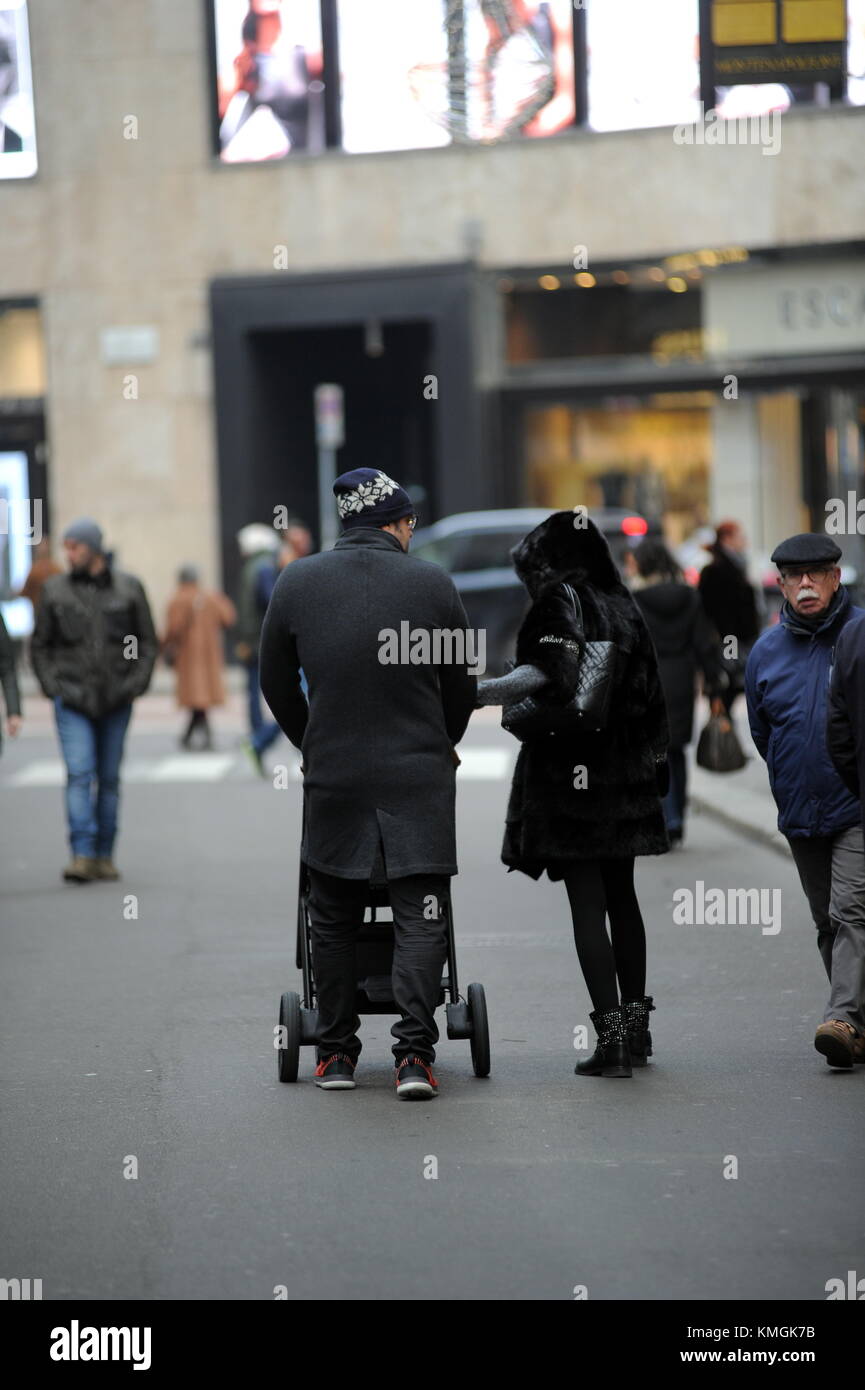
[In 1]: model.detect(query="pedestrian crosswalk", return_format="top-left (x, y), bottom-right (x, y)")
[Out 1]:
top-left (2, 746), bottom-right (515, 789)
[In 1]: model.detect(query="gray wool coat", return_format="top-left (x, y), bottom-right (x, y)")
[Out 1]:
top-left (259, 527), bottom-right (477, 880)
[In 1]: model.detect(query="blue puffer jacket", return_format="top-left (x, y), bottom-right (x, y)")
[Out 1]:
top-left (745, 588), bottom-right (862, 838)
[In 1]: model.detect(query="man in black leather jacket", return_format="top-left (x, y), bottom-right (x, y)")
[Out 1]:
top-left (31, 518), bottom-right (157, 882)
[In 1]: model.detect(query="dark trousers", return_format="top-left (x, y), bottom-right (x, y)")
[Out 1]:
top-left (306, 867), bottom-right (450, 1066)
top-left (786, 826), bottom-right (865, 1033)
top-left (662, 746), bottom-right (687, 837)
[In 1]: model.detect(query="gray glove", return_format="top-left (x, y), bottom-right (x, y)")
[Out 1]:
top-left (475, 663), bottom-right (548, 708)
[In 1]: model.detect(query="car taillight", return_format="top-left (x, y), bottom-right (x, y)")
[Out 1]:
top-left (621, 516), bottom-right (648, 536)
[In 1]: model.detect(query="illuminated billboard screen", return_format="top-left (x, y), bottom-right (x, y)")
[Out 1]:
top-left (213, 0), bottom-right (326, 161)
top-left (0, 450), bottom-right (34, 637)
top-left (0, 2), bottom-right (37, 179)
top-left (208, 0), bottom-right (577, 159)
top-left (206, 1), bottom-right (864, 159)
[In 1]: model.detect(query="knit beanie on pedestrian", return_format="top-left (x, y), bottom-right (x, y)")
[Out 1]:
top-left (333, 469), bottom-right (413, 529)
top-left (62, 517), bottom-right (104, 553)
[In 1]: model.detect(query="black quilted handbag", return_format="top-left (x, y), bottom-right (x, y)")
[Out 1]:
top-left (502, 584), bottom-right (619, 741)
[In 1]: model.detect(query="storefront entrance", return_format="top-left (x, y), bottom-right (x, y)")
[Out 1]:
top-left (521, 391), bottom-right (713, 545)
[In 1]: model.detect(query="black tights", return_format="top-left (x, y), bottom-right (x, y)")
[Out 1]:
top-left (563, 857), bottom-right (646, 1013)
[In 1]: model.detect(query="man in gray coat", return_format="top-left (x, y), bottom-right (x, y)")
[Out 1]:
top-left (259, 469), bottom-right (477, 1098)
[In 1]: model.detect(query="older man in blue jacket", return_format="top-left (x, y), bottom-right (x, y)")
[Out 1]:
top-left (745, 533), bottom-right (865, 1069)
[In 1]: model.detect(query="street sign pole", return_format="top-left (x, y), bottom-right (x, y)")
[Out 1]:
top-left (317, 444), bottom-right (337, 552)
top-left (314, 383), bottom-right (344, 552)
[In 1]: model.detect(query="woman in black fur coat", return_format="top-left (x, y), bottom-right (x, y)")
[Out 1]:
top-left (478, 511), bottom-right (670, 1077)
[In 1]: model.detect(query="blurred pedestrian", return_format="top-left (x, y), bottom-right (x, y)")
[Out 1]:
top-left (18, 535), bottom-right (61, 613)
top-left (0, 608), bottom-right (22, 752)
top-left (235, 523), bottom-right (280, 775)
top-left (17, 535), bottom-right (62, 672)
top-left (282, 516), bottom-right (312, 562)
top-left (477, 512), bottom-right (670, 1079)
top-left (625, 538), bottom-right (725, 847)
top-left (30, 518), bottom-right (157, 883)
top-left (163, 565), bottom-right (236, 752)
top-left (259, 469), bottom-right (476, 1099)
top-left (698, 520), bottom-right (760, 715)
top-left (271, 519), bottom-right (313, 696)
top-left (746, 533), bottom-right (865, 1069)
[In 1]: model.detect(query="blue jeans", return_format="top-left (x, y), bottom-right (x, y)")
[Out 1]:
top-left (247, 658), bottom-right (282, 755)
top-left (54, 699), bottom-right (132, 857)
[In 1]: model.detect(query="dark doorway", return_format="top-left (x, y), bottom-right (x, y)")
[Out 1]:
top-left (249, 320), bottom-right (436, 545)
top-left (210, 263), bottom-right (484, 601)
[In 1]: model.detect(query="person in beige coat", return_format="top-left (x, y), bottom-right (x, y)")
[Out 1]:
top-left (163, 566), bottom-right (236, 750)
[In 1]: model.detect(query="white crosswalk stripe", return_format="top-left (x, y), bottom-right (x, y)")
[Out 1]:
top-left (148, 754), bottom-right (237, 782)
top-left (2, 747), bottom-right (514, 789)
top-left (4, 759), bottom-right (65, 787)
top-left (3, 756), bottom-right (240, 788)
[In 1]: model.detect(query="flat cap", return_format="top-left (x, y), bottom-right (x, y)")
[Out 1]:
top-left (770, 533), bottom-right (842, 569)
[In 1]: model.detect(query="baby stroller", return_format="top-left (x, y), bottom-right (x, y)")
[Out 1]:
top-left (277, 808), bottom-right (491, 1082)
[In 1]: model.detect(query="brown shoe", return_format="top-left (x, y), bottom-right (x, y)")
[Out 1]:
top-left (814, 1020), bottom-right (856, 1069)
top-left (853, 1032), bottom-right (865, 1064)
top-left (92, 857), bottom-right (120, 881)
top-left (62, 855), bottom-right (97, 883)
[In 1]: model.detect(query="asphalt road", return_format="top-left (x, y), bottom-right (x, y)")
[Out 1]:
top-left (1, 707), bottom-right (862, 1301)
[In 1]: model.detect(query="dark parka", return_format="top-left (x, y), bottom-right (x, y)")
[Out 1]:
top-left (697, 548), bottom-right (760, 647)
top-left (745, 588), bottom-right (862, 838)
top-left (501, 513), bottom-right (670, 879)
top-left (259, 527), bottom-right (477, 880)
top-left (632, 580), bottom-right (723, 748)
top-left (31, 565), bottom-right (158, 719)
top-left (826, 610), bottom-right (865, 815)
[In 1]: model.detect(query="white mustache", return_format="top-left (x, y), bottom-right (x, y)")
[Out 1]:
top-left (796, 588), bottom-right (820, 601)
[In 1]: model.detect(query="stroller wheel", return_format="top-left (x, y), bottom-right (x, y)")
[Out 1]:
top-left (277, 991), bottom-right (302, 1083)
top-left (467, 982), bottom-right (490, 1078)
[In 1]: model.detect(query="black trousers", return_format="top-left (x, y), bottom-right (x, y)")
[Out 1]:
top-left (306, 866), bottom-right (449, 1066)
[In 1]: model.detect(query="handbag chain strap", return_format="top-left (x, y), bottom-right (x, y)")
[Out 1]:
top-left (561, 582), bottom-right (585, 638)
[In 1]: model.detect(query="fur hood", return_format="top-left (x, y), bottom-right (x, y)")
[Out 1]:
top-left (510, 511), bottom-right (627, 599)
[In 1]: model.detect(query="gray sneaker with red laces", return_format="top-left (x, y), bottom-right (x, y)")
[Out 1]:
top-left (395, 1056), bottom-right (438, 1100)
top-left (314, 1054), bottom-right (357, 1089)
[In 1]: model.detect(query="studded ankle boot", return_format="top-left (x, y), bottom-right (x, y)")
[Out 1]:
top-left (621, 996), bottom-right (655, 1067)
top-left (575, 1005), bottom-right (632, 1078)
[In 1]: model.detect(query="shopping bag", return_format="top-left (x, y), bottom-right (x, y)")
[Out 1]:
top-left (695, 713), bottom-right (747, 773)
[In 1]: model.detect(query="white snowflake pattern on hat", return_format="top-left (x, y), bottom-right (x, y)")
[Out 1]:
top-left (336, 471), bottom-right (398, 519)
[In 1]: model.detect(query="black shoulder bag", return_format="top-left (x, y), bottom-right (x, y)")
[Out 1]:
top-left (502, 584), bottom-right (619, 741)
